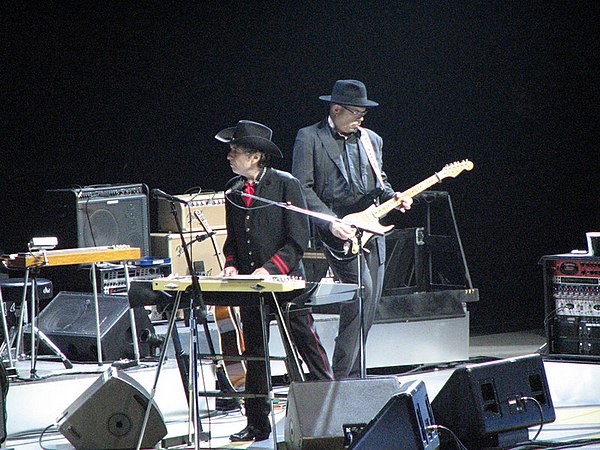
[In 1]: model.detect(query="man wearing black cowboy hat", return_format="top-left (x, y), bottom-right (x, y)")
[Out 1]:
top-left (292, 80), bottom-right (412, 379)
top-left (216, 120), bottom-right (333, 442)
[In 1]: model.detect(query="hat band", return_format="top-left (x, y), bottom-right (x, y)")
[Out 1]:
top-left (333, 95), bottom-right (368, 104)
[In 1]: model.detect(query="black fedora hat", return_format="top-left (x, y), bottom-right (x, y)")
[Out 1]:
top-left (319, 79), bottom-right (379, 107)
top-left (215, 120), bottom-right (283, 158)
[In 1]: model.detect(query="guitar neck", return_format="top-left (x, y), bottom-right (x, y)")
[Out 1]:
top-left (373, 172), bottom-right (443, 219)
top-left (194, 210), bottom-right (225, 270)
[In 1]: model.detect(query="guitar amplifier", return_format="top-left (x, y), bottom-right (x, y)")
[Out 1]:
top-left (151, 231), bottom-right (227, 276)
top-left (156, 191), bottom-right (226, 232)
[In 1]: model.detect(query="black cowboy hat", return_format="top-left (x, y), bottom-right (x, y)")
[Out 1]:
top-left (319, 79), bottom-right (379, 107)
top-left (215, 120), bottom-right (283, 158)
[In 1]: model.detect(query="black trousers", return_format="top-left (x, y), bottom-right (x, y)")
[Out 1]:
top-left (324, 235), bottom-right (386, 379)
top-left (240, 294), bottom-right (332, 427)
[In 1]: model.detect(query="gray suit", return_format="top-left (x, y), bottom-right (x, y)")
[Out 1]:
top-left (292, 119), bottom-right (395, 378)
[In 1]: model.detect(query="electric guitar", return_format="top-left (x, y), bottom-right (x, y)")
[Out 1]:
top-left (193, 210), bottom-right (247, 392)
top-left (331, 159), bottom-right (474, 256)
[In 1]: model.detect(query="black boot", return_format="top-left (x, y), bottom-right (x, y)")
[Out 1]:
top-left (229, 424), bottom-right (271, 442)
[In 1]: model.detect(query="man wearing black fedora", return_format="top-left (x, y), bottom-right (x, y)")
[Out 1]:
top-left (216, 120), bottom-right (333, 442)
top-left (292, 80), bottom-right (412, 379)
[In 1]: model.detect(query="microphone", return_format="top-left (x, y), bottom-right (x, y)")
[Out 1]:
top-left (184, 231), bottom-right (217, 249)
top-left (225, 179), bottom-right (245, 195)
top-left (150, 189), bottom-right (188, 204)
top-left (195, 231), bottom-right (216, 242)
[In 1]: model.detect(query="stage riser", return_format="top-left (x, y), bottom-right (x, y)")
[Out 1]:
top-left (269, 313), bottom-right (470, 375)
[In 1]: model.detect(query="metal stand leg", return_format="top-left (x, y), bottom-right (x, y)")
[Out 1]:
top-left (446, 194), bottom-right (474, 289)
top-left (270, 293), bottom-right (305, 382)
top-left (90, 263), bottom-right (104, 366)
top-left (189, 309), bottom-right (202, 449)
top-left (258, 295), bottom-right (278, 450)
top-left (29, 272), bottom-right (37, 376)
top-left (14, 270), bottom-right (30, 359)
top-left (12, 268), bottom-right (73, 377)
top-left (357, 236), bottom-right (367, 379)
top-left (122, 260), bottom-right (140, 362)
top-left (135, 289), bottom-right (182, 450)
top-left (0, 289), bottom-right (15, 370)
top-left (34, 327), bottom-right (73, 369)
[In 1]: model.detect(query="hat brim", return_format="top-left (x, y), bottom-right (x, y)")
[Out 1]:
top-left (215, 128), bottom-right (283, 158)
top-left (319, 95), bottom-right (379, 107)
top-left (215, 126), bottom-right (237, 143)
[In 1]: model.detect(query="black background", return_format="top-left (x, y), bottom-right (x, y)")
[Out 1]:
top-left (1, 2), bottom-right (598, 333)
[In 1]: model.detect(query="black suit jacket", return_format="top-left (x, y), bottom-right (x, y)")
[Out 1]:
top-left (223, 168), bottom-right (308, 277)
top-left (291, 119), bottom-right (395, 263)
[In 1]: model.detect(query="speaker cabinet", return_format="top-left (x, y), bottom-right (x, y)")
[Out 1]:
top-left (43, 184), bottom-right (150, 256)
top-left (156, 191), bottom-right (226, 232)
top-left (151, 231), bottom-right (227, 276)
top-left (31, 291), bottom-right (155, 362)
top-left (57, 367), bottom-right (167, 449)
top-left (349, 380), bottom-right (440, 450)
top-left (284, 377), bottom-right (403, 450)
top-left (431, 354), bottom-right (555, 449)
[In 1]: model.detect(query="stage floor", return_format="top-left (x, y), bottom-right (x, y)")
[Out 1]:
top-left (4, 327), bottom-right (600, 450)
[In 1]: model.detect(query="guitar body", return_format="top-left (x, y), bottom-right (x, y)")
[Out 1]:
top-left (212, 305), bottom-right (246, 390)
top-left (325, 160), bottom-right (474, 257)
top-left (343, 205), bottom-right (395, 252)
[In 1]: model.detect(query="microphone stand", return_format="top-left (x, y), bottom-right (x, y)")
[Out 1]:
top-left (168, 201), bottom-right (215, 448)
top-left (230, 189), bottom-right (382, 379)
top-left (136, 199), bottom-right (212, 450)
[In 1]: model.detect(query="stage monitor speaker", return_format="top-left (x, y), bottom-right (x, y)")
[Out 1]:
top-left (33, 291), bottom-right (155, 362)
top-left (431, 353), bottom-right (555, 449)
top-left (284, 376), bottom-right (403, 450)
top-left (348, 380), bottom-right (440, 450)
top-left (43, 184), bottom-right (150, 257)
top-left (57, 367), bottom-right (167, 449)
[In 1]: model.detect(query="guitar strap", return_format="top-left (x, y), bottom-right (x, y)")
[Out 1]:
top-left (358, 127), bottom-right (386, 189)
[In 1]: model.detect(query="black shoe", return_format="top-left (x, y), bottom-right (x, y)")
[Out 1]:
top-left (229, 425), bottom-right (271, 442)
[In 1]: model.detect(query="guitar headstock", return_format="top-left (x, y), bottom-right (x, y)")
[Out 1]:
top-left (194, 210), bottom-right (214, 233)
top-left (438, 159), bottom-right (474, 179)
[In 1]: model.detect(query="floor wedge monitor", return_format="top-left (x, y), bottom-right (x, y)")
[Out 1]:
top-left (284, 376), bottom-right (404, 450)
top-left (431, 353), bottom-right (555, 449)
top-left (348, 380), bottom-right (440, 450)
top-left (57, 367), bottom-right (167, 449)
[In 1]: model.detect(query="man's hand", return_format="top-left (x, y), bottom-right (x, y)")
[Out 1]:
top-left (220, 266), bottom-right (239, 277)
top-left (251, 267), bottom-right (271, 277)
top-left (393, 193), bottom-right (413, 213)
top-left (329, 220), bottom-right (356, 240)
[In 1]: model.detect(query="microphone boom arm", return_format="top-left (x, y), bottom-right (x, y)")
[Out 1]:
top-left (230, 190), bottom-right (384, 236)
